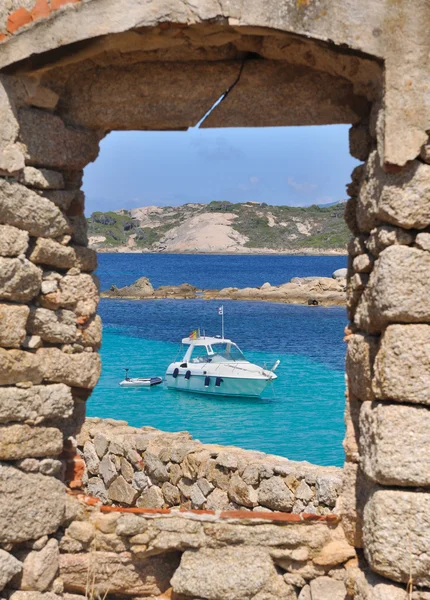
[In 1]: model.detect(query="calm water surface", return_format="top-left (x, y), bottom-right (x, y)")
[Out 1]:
top-left (89, 254), bottom-right (347, 466)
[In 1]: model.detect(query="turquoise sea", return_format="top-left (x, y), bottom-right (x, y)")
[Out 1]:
top-left (89, 254), bottom-right (347, 467)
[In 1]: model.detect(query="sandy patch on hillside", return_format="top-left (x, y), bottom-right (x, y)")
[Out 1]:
top-left (88, 235), bottom-right (106, 245)
top-left (158, 213), bottom-right (248, 253)
top-left (130, 206), bottom-right (165, 228)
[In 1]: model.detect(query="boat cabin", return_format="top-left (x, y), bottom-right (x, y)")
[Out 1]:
top-left (180, 336), bottom-right (246, 364)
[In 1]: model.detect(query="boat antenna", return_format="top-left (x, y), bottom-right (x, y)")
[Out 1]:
top-left (218, 305), bottom-right (224, 339)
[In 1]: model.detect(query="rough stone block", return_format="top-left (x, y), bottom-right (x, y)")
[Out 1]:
top-left (136, 485), bottom-right (164, 508)
top-left (0, 180), bottom-right (70, 238)
top-left (363, 488), bottom-right (430, 586)
top-left (68, 216), bottom-right (88, 247)
top-left (0, 257), bottom-right (42, 302)
top-left (373, 324), bottom-right (430, 405)
top-left (19, 108), bottom-right (100, 170)
top-left (0, 224), bottom-right (29, 257)
top-left (355, 246), bottom-right (430, 332)
top-left (0, 75), bottom-right (25, 176)
top-left (27, 307), bottom-right (77, 344)
top-left (108, 475), bottom-right (139, 505)
top-left (0, 348), bottom-right (43, 385)
top-left (309, 576), bottom-right (347, 600)
top-left (366, 225), bottom-right (414, 257)
top-left (416, 232), bottom-right (430, 252)
top-left (343, 392), bottom-right (360, 462)
top-left (346, 333), bottom-right (379, 402)
top-left (0, 424), bottom-right (63, 460)
top-left (358, 151), bottom-right (430, 231)
top-left (360, 401), bottom-right (430, 486)
top-left (0, 303), bottom-right (29, 348)
top-left (0, 383), bottom-right (73, 424)
top-left (0, 549), bottom-right (22, 591)
top-left (71, 245), bottom-right (97, 272)
top-left (316, 473), bottom-right (343, 508)
top-left (28, 238), bottom-right (76, 270)
top-left (354, 569), bottom-right (409, 600)
top-left (349, 123), bottom-right (372, 161)
top-left (36, 348), bottom-right (101, 389)
top-left (15, 538), bottom-right (59, 592)
top-left (0, 464), bottom-right (65, 544)
top-left (42, 190), bottom-right (78, 212)
top-left (59, 551), bottom-right (179, 596)
top-left (78, 315), bottom-right (102, 348)
top-left (20, 167), bottom-right (65, 190)
top-left (49, 274), bottom-right (99, 317)
top-left (340, 462), bottom-right (370, 548)
top-left (258, 476), bottom-right (294, 511)
top-left (171, 547), bottom-right (276, 600)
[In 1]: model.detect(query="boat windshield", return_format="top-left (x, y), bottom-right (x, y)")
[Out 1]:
top-left (210, 342), bottom-right (246, 363)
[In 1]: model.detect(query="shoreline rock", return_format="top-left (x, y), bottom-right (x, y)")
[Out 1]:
top-left (101, 275), bottom-right (347, 306)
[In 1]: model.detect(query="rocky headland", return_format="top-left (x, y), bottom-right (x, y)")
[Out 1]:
top-left (101, 269), bottom-right (347, 306)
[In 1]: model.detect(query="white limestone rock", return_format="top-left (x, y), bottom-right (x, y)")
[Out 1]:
top-left (136, 485), bottom-right (164, 509)
top-left (415, 232), bottom-right (430, 252)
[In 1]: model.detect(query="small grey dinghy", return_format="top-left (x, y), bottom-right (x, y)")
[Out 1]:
top-left (119, 369), bottom-right (163, 388)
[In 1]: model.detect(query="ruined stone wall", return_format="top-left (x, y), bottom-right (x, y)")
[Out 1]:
top-left (0, 72), bottom-right (102, 594)
top-left (77, 418), bottom-right (343, 515)
top-left (342, 118), bottom-right (430, 597)
top-left (59, 496), bottom-right (356, 600)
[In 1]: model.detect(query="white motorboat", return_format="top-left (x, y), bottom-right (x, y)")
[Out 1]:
top-left (119, 369), bottom-right (163, 388)
top-left (165, 331), bottom-right (279, 398)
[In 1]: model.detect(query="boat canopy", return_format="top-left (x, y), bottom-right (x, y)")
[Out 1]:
top-left (180, 336), bottom-right (246, 363)
top-left (181, 335), bottom-right (232, 346)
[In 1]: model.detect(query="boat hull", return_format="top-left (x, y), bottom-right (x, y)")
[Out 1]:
top-left (119, 377), bottom-right (163, 388)
top-left (165, 373), bottom-right (270, 398)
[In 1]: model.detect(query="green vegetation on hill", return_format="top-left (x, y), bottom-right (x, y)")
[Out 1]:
top-left (87, 201), bottom-right (349, 252)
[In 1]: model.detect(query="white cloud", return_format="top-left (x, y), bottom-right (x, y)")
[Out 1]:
top-left (287, 177), bottom-right (317, 193)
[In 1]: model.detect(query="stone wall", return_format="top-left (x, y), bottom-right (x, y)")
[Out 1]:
top-left (342, 118), bottom-right (430, 596)
top-left (0, 72), bottom-right (102, 594)
top-left (58, 496), bottom-right (357, 600)
top-left (77, 418), bottom-right (343, 515)
top-left (1, 2), bottom-right (430, 599)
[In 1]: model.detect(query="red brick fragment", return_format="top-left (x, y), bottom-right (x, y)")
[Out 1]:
top-left (69, 479), bottom-right (83, 489)
top-left (0, 33), bottom-right (7, 43)
top-left (7, 8), bottom-right (32, 34)
top-left (32, 0), bottom-right (51, 20)
top-left (51, 0), bottom-right (80, 9)
top-left (220, 510), bottom-right (303, 522)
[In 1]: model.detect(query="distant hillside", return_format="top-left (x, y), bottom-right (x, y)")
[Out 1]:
top-left (87, 201), bottom-right (348, 254)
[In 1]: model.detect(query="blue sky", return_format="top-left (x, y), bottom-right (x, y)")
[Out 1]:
top-left (83, 125), bottom-right (358, 215)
